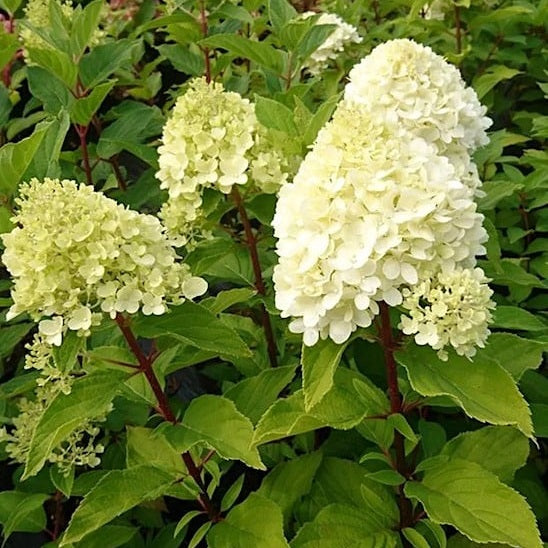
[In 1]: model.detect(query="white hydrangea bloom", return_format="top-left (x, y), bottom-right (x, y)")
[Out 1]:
top-left (344, 39), bottom-right (492, 162)
top-left (399, 267), bottom-right (495, 360)
top-left (157, 78), bottom-right (299, 246)
top-left (272, 103), bottom-right (487, 347)
top-left (423, 0), bottom-right (447, 20)
top-left (1, 178), bottom-right (206, 340)
top-left (156, 78), bottom-right (256, 246)
top-left (301, 12), bottom-right (362, 75)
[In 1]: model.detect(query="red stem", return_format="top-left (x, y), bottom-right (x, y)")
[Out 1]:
top-left (114, 314), bottom-right (221, 522)
top-left (455, 4), bottom-right (462, 55)
top-left (231, 187), bottom-right (278, 367)
top-left (198, 0), bottom-right (211, 83)
top-left (75, 124), bottom-right (93, 185)
top-left (378, 302), bottom-right (413, 529)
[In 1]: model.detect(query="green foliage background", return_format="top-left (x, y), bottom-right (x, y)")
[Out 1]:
top-left (0, 0), bottom-right (546, 546)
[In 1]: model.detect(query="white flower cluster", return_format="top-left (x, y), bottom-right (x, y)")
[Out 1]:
top-left (273, 39), bottom-right (494, 359)
top-left (20, 0), bottom-right (104, 59)
top-left (157, 78), bottom-right (298, 247)
top-left (1, 178), bottom-right (207, 344)
top-left (400, 268), bottom-right (495, 360)
top-left (301, 12), bottom-right (362, 75)
top-left (0, 374), bottom-right (107, 477)
top-left (344, 39), bottom-right (491, 182)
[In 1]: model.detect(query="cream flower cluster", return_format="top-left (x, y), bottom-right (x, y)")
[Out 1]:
top-left (344, 39), bottom-right (491, 178)
top-left (20, 0), bottom-right (104, 59)
top-left (301, 12), bottom-right (362, 75)
top-left (157, 78), bottom-right (297, 246)
top-left (1, 178), bottom-right (207, 344)
top-left (0, 374), bottom-right (107, 476)
top-left (273, 39), bottom-right (494, 358)
top-left (400, 268), bottom-right (495, 360)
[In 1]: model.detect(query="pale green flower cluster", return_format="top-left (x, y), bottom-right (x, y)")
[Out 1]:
top-left (0, 374), bottom-right (107, 477)
top-left (400, 268), bottom-right (495, 360)
top-left (1, 178), bottom-right (207, 344)
top-left (273, 39), bottom-right (495, 359)
top-left (301, 12), bottom-right (362, 75)
top-left (20, 0), bottom-right (104, 59)
top-left (157, 78), bottom-right (298, 247)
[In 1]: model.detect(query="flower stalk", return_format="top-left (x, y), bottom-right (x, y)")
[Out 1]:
top-left (114, 314), bottom-right (221, 522)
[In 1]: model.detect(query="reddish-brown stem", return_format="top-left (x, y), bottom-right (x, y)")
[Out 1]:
top-left (51, 490), bottom-right (64, 540)
top-left (198, 0), bottom-right (211, 83)
top-left (114, 314), bottom-right (221, 522)
top-left (454, 4), bottom-right (462, 55)
top-left (372, 0), bottom-right (381, 24)
top-left (231, 187), bottom-right (278, 367)
top-left (75, 124), bottom-right (93, 185)
top-left (378, 303), bottom-right (413, 529)
top-left (110, 156), bottom-right (127, 191)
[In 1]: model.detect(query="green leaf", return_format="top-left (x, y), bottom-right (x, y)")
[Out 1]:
top-left (255, 96), bottom-right (297, 135)
top-left (0, 371), bottom-right (41, 399)
top-left (404, 459), bottom-right (542, 548)
top-left (257, 452), bottom-right (322, 521)
top-left (0, 323), bottom-right (33, 358)
top-left (491, 306), bottom-right (547, 332)
top-left (402, 528), bottom-right (431, 548)
top-left (157, 44), bottom-right (205, 76)
top-left (70, 0), bottom-right (104, 58)
top-left (26, 47), bottom-right (77, 89)
top-left (22, 111), bottom-right (71, 180)
top-left (125, 426), bottom-right (183, 476)
top-left (476, 333), bottom-right (545, 380)
top-left (96, 101), bottom-right (163, 159)
top-left (189, 522), bottom-right (212, 548)
top-left (446, 533), bottom-right (506, 547)
top-left (291, 504), bottom-right (399, 547)
top-left (208, 493), bottom-right (289, 548)
top-left (396, 345), bottom-right (533, 437)
top-left (253, 369), bottom-right (388, 446)
top-left (0, 492), bottom-right (48, 540)
top-left (70, 81), bottom-right (114, 126)
top-left (302, 93), bottom-right (340, 146)
top-left (173, 510), bottom-right (201, 539)
top-left (473, 66), bottom-right (521, 99)
top-left (163, 395), bottom-right (264, 469)
top-left (530, 403), bottom-right (548, 438)
top-left (295, 24), bottom-right (336, 62)
top-left (0, 0), bottom-right (21, 14)
top-left (52, 330), bottom-right (83, 373)
top-left (224, 365), bottom-right (297, 424)
top-left (50, 465), bottom-right (75, 497)
top-left (365, 470), bottom-right (406, 486)
top-left (79, 40), bottom-right (135, 88)
top-left (202, 288), bottom-right (257, 315)
top-left (0, 123), bottom-right (48, 197)
top-left (441, 426), bottom-right (528, 482)
top-left (268, 0), bottom-right (297, 34)
top-left (135, 301), bottom-right (251, 358)
top-left (221, 474), bottom-right (245, 512)
top-left (23, 370), bottom-right (129, 479)
top-left (302, 337), bottom-right (350, 411)
top-left (60, 465), bottom-right (176, 545)
top-left (199, 34), bottom-right (286, 74)
top-left (0, 32), bottom-right (19, 73)
top-left (75, 525), bottom-right (137, 548)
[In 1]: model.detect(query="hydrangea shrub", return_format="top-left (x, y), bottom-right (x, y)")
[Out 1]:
top-left (0, 0), bottom-right (546, 547)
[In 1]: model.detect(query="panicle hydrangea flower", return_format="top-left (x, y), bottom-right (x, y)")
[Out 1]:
top-left (157, 78), bottom-right (298, 246)
top-left (20, 0), bottom-right (104, 59)
top-left (1, 178), bottom-right (207, 343)
top-left (156, 78), bottom-right (256, 246)
top-left (399, 267), bottom-right (495, 360)
top-left (344, 39), bottom-right (492, 175)
top-left (272, 102), bottom-right (487, 347)
top-left (301, 12), bottom-right (362, 75)
top-left (0, 374), bottom-right (107, 476)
